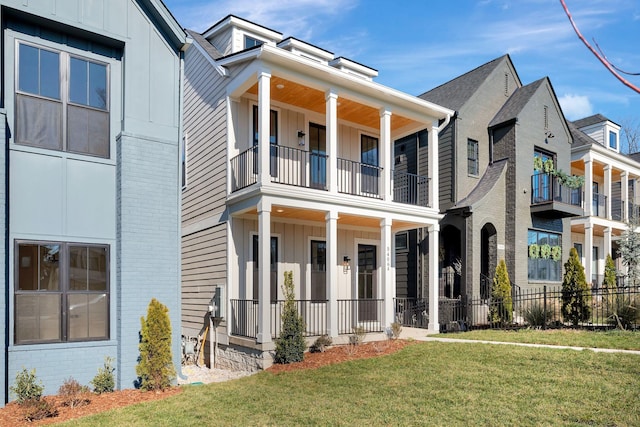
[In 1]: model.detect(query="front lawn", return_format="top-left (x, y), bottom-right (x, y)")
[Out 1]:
top-left (62, 341), bottom-right (640, 426)
top-left (439, 328), bottom-right (640, 350)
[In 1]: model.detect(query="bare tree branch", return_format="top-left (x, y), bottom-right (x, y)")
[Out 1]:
top-left (560, 0), bottom-right (640, 94)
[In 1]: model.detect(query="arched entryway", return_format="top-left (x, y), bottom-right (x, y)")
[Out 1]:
top-left (441, 225), bottom-right (462, 298)
top-left (480, 223), bottom-right (498, 299)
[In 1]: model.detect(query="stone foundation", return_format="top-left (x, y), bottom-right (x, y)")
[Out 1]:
top-left (214, 344), bottom-right (273, 372)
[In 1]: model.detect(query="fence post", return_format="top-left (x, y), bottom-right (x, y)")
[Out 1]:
top-left (543, 285), bottom-right (547, 331)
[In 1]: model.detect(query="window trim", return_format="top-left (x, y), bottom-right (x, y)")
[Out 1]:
top-left (14, 240), bottom-right (110, 345)
top-left (467, 138), bottom-right (479, 177)
top-left (527, 229), bottom-right (562, 282)
top-left (395, 232), bottom-right (409, 252)
top-left (609, 130), bottom-right (618, 151)
top-left (310, 240), bottom-right (327, 301)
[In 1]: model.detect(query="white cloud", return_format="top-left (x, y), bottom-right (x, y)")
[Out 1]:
top-left (559, 94), bottom-right (593, 120)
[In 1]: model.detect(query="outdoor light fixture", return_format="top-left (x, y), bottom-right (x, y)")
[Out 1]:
top-left (343, 256), bottom-right (351, 273)
top-left (297, 130), bottom-right (306, 145)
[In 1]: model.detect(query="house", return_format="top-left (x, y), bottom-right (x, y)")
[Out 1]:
top-left (0, 0), bottom-right (188, 405)
top-left (180, 15), bottom-right (453, 370)
top-left (411, 55), bottom-right (581, 321)
top-left (570, 114), bottom-right (635, 285)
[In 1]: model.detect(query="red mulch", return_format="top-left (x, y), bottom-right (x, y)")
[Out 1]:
top-left (0, 339), bottom-right (413, 425)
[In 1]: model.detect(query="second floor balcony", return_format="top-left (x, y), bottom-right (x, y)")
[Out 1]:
top-left (530, 173), bottom-right (583, 218)
top-left (230, 145), bottom-right (430, 207)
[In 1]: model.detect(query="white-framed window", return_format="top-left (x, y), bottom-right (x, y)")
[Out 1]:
top-left (244, 35), bottom-right (263, 49)
top-left (609, 130), bottom-right (618, 151)
top-left (14, 241), bottom-right (110, 344)
top-left (15, 41), bottom-right (110, 158)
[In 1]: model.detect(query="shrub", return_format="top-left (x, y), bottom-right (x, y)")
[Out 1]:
top-left (390, 321), bottom-right (402, 340)
top-left (606, 294), bottom-right (640, 330)
top-left (523, 303), bottom-right (552, 328)
top-left (10, 368), bottom-right (43, 404)
top-left (91, 357), bottom-right (116, 394)
top-left (274, 271), bottom-right (306, 364)
top-left (350, 326), bottom-right (366, 346)
top-left (488, 260), bottom-right (513, 326)
top-left (561, 247), bottom-right (591, 326)
top-left (310, 335), bottom-right (332, 353)
top-left (58, 377), bottom-right (90, 408)
top-left (20, 398), bottom-right (58, 422)
top-left (136, 298), bottom-right (176, 391)
top-left (603, 254), bottom-right (617, 290)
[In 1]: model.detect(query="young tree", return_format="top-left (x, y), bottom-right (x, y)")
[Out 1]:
top-left (488, 259), bottom-right (512, 326)
top-left (561, 247), bottom-right (591, 326)
top-left (618, 213), bottom-right (640, 287)
top-left (136, 298), bottom-right (175, 391)
top-left (602, 254), bottom-right (617, 290)
top-left (274, 271), bottom-right (306, 364)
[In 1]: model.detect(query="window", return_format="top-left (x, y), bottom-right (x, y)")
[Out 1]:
top-left (574, 243), bottom-right (583, 260)
top-left (310, 241), bottom-right (326, 301)
top-left (467, 139), bottom-right (479, 176)
top-left (532, 149), bottom-right (555, 203)
top-left (244, 36), bottom-right (263, 49)
top-left (395, 232), bottom-right (408, 251)
top-left (252, 105), bottom-right (278, 177)
top-left (609, 130), bottom-right (618, 150)
top-left (528, 230), bottom-right (561, 282)
top-left (16, 42), bottom-right (110, 158)
top-left (361, 134), bottom-right (379, 194)
top-left (15, 241), bottom-right (109, 344)
top-left (252, 235), bottom-right (278, 301)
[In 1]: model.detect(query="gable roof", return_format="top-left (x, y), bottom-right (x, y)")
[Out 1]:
top-left (488, 78), bottom-right (546, 128)
top-left (572, 113), bottom-right (617, 129)
top-left (419, 55), bottom-right (516, 111)
top-left (186, 29), bottom-right (223, 60)
top-left (568, 120), bottom-right (596, 148)
top-left (145, 0), bottom-right (188, 49)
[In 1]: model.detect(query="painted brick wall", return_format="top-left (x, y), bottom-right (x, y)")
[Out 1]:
top-left (116, 134), bottom-right (181, 389)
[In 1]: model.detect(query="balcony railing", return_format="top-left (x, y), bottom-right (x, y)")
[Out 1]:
top-left (337, 158), bottom-right (382, 199)
top-left (393, 170), bottom-right (430, 207)
top-left (592, 192), bottom-right (607, 218)
top-left (612, 197), bottom-right (624, 221)
top-left (530, 174), bottom-right (583, 207)
top-left (270, 300), bottom-right (327, 338)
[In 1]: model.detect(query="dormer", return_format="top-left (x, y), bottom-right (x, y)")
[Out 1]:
top-left (277, 37), bottom-right (334, 65)
top-left (329, 57), bottom-right (378, 81)
top-left (202, 14), bottom-right (283, 56)
top-left (574, 114), bottom-right (621, 153)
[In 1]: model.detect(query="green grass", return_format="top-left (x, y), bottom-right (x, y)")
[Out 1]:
top-left (62, 342), bottom-right (640, 426)
top-left (438, 329), bottom-right (640, 350)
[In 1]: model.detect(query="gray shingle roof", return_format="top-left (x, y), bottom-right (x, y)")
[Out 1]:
top-left (451, 159), bottom-right (508, 211)
top-left (568, 120), bottom-right (597, 148)
top-left (186, 29), bottom-right (223, 60)
top-left (572, 114), bottom-right (611, 129)
top-left (488, 78), bottom-right (546, 128)
top-left (418, 55), bottom-right (510, 111)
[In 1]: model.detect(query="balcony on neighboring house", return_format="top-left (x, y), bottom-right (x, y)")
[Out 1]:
top-left (530, 173), bottom-right (583, 217)
top-left (591, 192), bottom-right (607, 218)
top-left (230, 145), bottom-right (431, 207)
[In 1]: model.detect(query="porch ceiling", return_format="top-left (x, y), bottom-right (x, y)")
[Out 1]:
top-left (572, 160), bottom-right (625, 180)
top-left (571, 222), bottom-right (623, 237)
top-left (247, 76), bottom-right (418, 132)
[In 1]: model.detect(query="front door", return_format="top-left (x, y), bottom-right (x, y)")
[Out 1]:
top-left (309, 123), bottom-right (326, 189)
top-left (361, 135), bottom-right (379, 195)
top-left (357, 244), bottom-right (377, 322)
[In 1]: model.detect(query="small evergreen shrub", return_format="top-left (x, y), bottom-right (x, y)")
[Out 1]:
top-left (91, 357), bottom-right (115, 394)
top-left (274, 271), bottom-right (307, 364)
top-left (561, 247), bottom-right (591, 326)
top-left (136, 298), bottom-right (176, 391)
top-left (310, 335), bottom-right (332, 353)
top-left (488, 260), bottom-right (513, 326)
top-left (58, 377), bottom-right (90, 408)
top-left (20, 398), bottom-right (58, 422)
top-left (10, 368), bottom-right (43, 404)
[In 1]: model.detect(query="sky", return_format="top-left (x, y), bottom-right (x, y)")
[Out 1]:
top-left (163, 0), bottom-right (640, 150)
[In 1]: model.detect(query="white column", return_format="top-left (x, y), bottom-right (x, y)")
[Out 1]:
top-left (604, 227), bottom-right (612, 260)
top-left (584, 158), bottom-right (593, 217)
top-left (380, 217), bottom-right (394, 327)
top-left (258, 71), bottom-right (271, 185)
top-left (380, 109), bottom-right (392, 201)
top-left (584, 224), bottom-right (593, 287)
top-left (622, 171), bottom-right (629, 221)
top-left (326, 90), bottom-right (338, 194)
top-left (428, 223), bottom-right (440, 333)
top-left (257, 200), bottom-right (272, 343)
top-left (428, 120), bottom-right (440, 210)
top-left (325, 210), bottom-right (339, 337)
top-left (604, 165), bottom-right (611, 220)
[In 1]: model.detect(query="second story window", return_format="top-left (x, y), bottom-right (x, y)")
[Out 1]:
top-left (467, 139), bottom-right (479, 176)
top-left (244, 36), bottom-right (263, 49)
top-left (16, 42), bottom-right (110, 158)
top-left (609, 130), bottom-right (618, 150)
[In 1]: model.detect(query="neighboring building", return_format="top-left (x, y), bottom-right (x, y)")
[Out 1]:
top-left (1, 0), bottom-right (187, 405)
top-left (412, 55), bottom-right (581, 311)
top-left (570, 114), bottom-right (635, 285)
top-left (181, 15), bottom-right (453, 370)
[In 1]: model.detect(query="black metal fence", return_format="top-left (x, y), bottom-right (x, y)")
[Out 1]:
top-left (270, 300), bottom-right (328, 338)
top-left (337, 299), bottom-right (384, 334)
top-left (337, 158), bottom-right (382, 199)
top-left (393, 170), bottom-right (429, 207)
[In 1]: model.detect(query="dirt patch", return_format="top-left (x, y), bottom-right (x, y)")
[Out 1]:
top-left (0, 339), bottom-right (413, 425)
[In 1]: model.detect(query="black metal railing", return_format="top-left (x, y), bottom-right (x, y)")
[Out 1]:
top-left (337, 158), bottom-right (382, 199)
top-left (394, 298), bottom-right (429, 328)
top-left (337, 299), bottom-right (384, 334)
top-left (230, 147), bottom-right (258, 192)
top-left (592, 192), bottom-right (607, 218)
top-left (530, 174), bottom-right (582, 207)
top-left (393, 170), bottom-right (429, 207)
top-left (611, 197), bottom-right (624, 221)
top-left (230, 299), bottom-right (258, 338)
top-left (270, 300), bottom-right (328, 338)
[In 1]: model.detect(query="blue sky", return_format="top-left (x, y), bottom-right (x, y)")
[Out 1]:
top-left (164, 0), bottom-right (640, 147)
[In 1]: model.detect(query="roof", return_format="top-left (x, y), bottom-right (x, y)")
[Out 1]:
top-left (572, 114), bottom-right (616, 129)
top-left (568, 120), bottom-right (597, 148)
top-left (488, 78), bottom-right (546, 128)
top-left (629, 152), bottom-right (640, 163)
top-left (146, 0), bottom-right (188, 49)
top-left (452, 159), bottom-right (508, 211)
top-left (419, 55), bottom-right (511, 111)
top-left (186, 29), bottom-right (223, 60)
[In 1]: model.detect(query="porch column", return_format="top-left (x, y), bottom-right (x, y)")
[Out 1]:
top-left (604, 165), bottom-right (611, 220)
top-left (380, 217), bottom-right (394, 327)
top-left (257, 200), bottom-right (272, 343)
top-left (380, 109), bottom-right (392, 201)
top-left (604, 227), bottom-right (612, 259)
top-left (428, 223), bottom-right (440, 333)
top-left (326, 210), bottom-right (339, 337)
top-left (326, 90), bottom-right (338, 194)
top-left (584, 157), bottom-right (593, 217)
top-left (258, 71), bottom-right (271, 185)
top-left (584, 223), bottom-right (593, 287)
top-left (622, 171), bottom-right (629, 221)
top-left (428, 120), bottom-right (440, 210)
